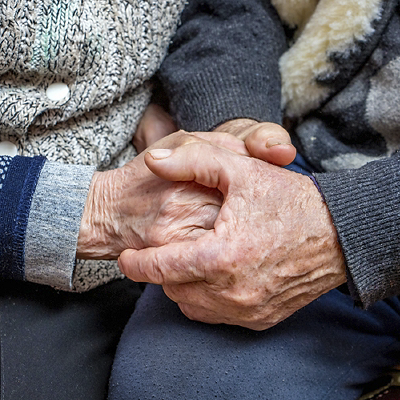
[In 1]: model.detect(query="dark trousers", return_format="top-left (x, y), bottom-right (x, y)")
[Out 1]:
top-left (109, 284), bottom-right (400, 400)
top-left (0, 279), bottom-right (141, 400)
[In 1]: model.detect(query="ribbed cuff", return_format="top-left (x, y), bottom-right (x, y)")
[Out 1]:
top-left (24, 161), bottom-right (96, 289)
top-left (315, 155), bottom-right (400, 307)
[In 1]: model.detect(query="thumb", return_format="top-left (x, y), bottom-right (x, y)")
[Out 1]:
top-left (118, 240), bottom-right (209, 285)
top-left (243, 122), bottom-right (296, 166)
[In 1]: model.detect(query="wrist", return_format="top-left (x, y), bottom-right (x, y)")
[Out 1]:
top-left (76, 170), bottom-right (126, 260)
top-left (303, 174), bottom-right (347, 285)
top-left (309, 175), bottom-right (326, 202)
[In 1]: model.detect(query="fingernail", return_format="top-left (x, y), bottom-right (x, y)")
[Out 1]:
top-left (265, 139), bottom-right (289, 148)
top-left (147, 149), bottom-right (173, 159)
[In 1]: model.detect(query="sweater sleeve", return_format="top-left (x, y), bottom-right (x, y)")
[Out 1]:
top-left (158, 0), bottom-right (287, 132)
top-left (314, 154), bottom-right (400, 307)
top-left (0, 155), bottom-right (95, 289)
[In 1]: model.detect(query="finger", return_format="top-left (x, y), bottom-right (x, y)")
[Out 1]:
top-left (144, 141), bottom-right (239, 191)
top-left (244, 123), bottom-right (297, 166)
top-left (258, 143), bottom-right (297, 166)
top-left (132, 137), bottom-right (146, 154)
top-left (165, 284), bottom-right (230, 325)
top-left (163, 281), bottom-right (210, 306)
top-left (178, 301), bottom-right (269, 330)
top-left (163, 283), bottom-right (228, 325)
top-left (118, 239), bottom-right (210, 285)
top-left (133, 128), bottom-right (169, 153)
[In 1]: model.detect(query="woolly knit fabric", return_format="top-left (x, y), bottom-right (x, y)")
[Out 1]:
top-left (0, 0), bottom-right (186, 291)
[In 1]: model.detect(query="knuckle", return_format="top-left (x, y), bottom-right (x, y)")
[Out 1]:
top-left (238, 290), bottom-right (263, 309)
top-left (169, 129), bottom-right (201, 147)
top-left (223, 286), bottom-right (263, 311)
top-left (242, 309), bottom-right (278, 330)
top-left (245, 320), bottom-right (273, 331)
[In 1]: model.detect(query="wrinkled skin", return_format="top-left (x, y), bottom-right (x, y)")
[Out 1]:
top-left (118, 140), bottom-right (347, 331)
top-left (77, 117), bottom-right (296, 260)
top-left (77, 131), bottom-right (225, 259)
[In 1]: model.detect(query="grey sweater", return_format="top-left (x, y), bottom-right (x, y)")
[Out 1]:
top-left (0, 0), bottom-right (188, 291)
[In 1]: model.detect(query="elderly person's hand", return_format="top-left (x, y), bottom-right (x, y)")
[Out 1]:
top-left (134, 103), bottom-right (296, 166)
top-left (118, 140), bottom-right (347, 331)
top-left (215, 118), bottom-right (296, 167)
top-left (76, 130), bottom-right (235, 260)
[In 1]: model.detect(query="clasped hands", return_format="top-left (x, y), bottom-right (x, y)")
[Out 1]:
top-left (78, 112), bottom-right (346, 330)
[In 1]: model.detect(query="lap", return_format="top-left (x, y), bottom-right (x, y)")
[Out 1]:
top-left (0, 278), bottom-right (142, 400)
top-left (109, 284), bottom-right (400, 400)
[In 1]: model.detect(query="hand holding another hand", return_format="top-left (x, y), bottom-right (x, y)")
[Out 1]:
top-left (78, 116), bottom-right (296, 262)
top-left (118, 140), bottom-right (346, 330)
top-left (76, 130), bottom-right (229, 260)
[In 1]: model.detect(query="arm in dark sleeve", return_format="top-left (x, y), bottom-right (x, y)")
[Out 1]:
top-left (315, 154), bottom-right (400, 307)
top-left (158, 0), bottom-right (287, 132)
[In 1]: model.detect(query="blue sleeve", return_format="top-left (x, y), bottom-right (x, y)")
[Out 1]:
top-left (0, 155), bottom-right (46, 280)
top-left (0, 156), bottom-right (95, 289)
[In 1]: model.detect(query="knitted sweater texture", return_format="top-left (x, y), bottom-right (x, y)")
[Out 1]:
top-left (0, 0), bottom-right (186, 290)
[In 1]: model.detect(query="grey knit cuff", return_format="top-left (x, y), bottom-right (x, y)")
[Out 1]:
top-left (24, 161), bottom-right (96, 289)
top-left (315, 155), bottom-right (400, 307)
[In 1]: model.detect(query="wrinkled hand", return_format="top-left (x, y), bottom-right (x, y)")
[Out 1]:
top-left (118, 140), bottom-right (346, 330)
top-left (77, 130), bottom-right (245, 259)
top-left (216, 118), bottom-right (296, 166)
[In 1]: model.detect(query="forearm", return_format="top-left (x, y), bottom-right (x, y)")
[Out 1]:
top-left (315, 154), bottom-right (400, 307)
top-left (76, 169), bottom-right (136, 260)
top-left (158, 0), bottom-right (286, 132)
